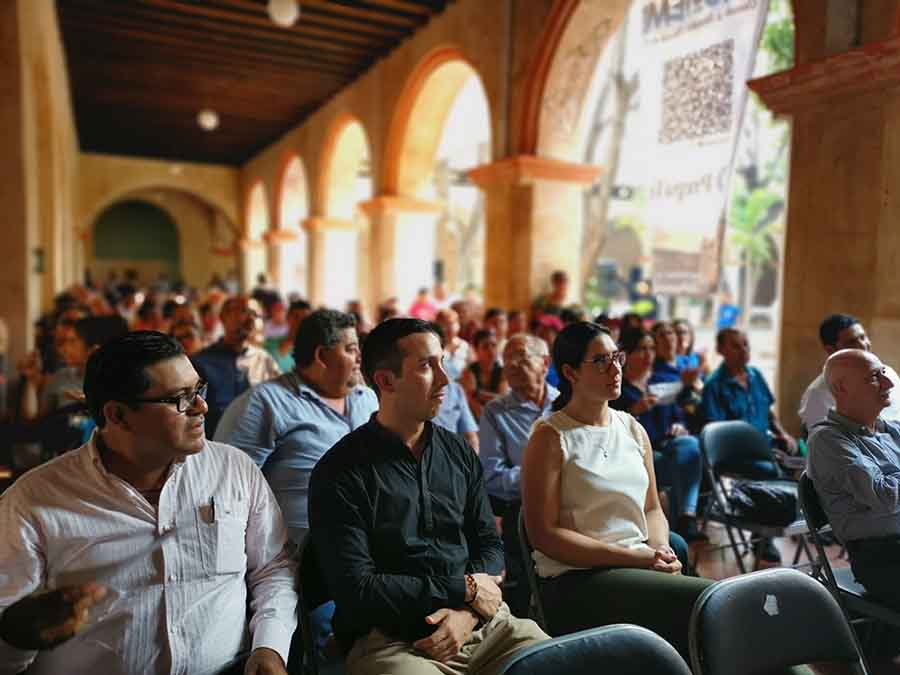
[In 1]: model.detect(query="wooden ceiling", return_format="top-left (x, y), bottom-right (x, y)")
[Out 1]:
top-left (56, 0), bottom-right (451, 166)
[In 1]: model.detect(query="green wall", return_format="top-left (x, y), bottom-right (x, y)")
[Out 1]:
top-left (93, 200), bottom-right (180, 277)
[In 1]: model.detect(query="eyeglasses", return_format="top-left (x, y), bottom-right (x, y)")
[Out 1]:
top-left (583, 351), bottom-right (626, 372)
top-left (128, 381), bottom-right (208, 413)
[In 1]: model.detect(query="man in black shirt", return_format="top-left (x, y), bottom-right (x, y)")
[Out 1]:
top-left (309, 319), bottom-right (547, 675)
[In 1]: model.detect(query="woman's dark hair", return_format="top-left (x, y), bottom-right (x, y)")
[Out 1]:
top-left (84, 331), bottom-right (184, 428)
top-left (75, 315), bottom-right (129, 349)
top-left (362, 318), bottom-right (439, 398)
top-left (292, 309), bottom-right (357, 369)
top-left (819, 313), bottom-right (860, 348)
top-left (551, 322), bottom-right (611, 411)
top-left (619, 328), bottom-right (653, 355)
top-left (472, 329), bottom-right (496, 349)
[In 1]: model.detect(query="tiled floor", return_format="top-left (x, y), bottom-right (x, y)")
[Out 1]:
top-left (691, 522), bottom-right (900, 674)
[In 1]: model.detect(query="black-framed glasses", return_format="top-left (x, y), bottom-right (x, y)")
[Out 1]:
top-left (583, 351), bottom-right (626, 372)
top-left (128, 381), bottom-right (208, 413)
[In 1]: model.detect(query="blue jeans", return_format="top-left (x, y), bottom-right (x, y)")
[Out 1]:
top-left (654, 435), bottom-right (702, 518)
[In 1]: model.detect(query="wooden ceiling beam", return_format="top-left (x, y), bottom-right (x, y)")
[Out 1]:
top-left (61, 4), bottom-right (371, 64)
top-left (59, 15), bottom-right (365, 76)
top-left (215, 0), bottom-right (420, 30)
top-left (140, 0), bottom-right (395, 49)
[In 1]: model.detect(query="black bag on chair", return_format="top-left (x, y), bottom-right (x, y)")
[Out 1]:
top-left (727, 480), bottom-right (798, 527)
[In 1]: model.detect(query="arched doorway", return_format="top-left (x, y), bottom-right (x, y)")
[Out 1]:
top-left (245, 182), bottom-right (270, 291)
top-left (92, 200), bottom-right (181, 284)
top-left (318, 116), bottom-right (372, 311)
top-left (386, 51), bottom-right (492, 307)
top-left (276, 156), bottom-right (310, 298)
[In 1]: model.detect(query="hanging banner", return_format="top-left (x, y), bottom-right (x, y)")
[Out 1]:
top-left (636, 0), bottom-right (770, 295)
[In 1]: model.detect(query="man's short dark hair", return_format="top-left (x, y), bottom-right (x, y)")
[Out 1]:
top-left (716, 327), bottom-right (743, 350)
top-left (819, 314), bottom-right (860, 348)
top-left (362, 318), bottom-right (438, 398)
top-left (484, 307), bottom-right (505, 322)
top-left (84, 331), bottom-right (184, 428)
top-left (289, 299), bottom-right (312, 314)
top-left (75, 315), bottom-right (129, 349)
top-left (292, 309), bottom-right (357, 368)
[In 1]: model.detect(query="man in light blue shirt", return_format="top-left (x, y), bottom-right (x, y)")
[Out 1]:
top-left (215, 309), bottom-right (378, 545)
top-left (433, 381), bottom-right (479, 451)
top-left (479, 334), bottom-right (557, 616)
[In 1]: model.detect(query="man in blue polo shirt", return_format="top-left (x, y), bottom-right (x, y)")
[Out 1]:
top-left (702, 328), bottom-right (797, 565)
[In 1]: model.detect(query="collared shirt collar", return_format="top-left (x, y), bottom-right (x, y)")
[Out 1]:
top-left (364, 412), bottom-right (435, 457)
top-left (826, 408), bottom-right (885, 436)
top-left (717, 363), bottom-right (757, 386)
top-left (287, 370), bottom-right (368, 404)
top-left (503, 384), bottom-right (559, 412)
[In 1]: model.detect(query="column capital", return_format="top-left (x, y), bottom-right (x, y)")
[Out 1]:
top-left (356, 195), bottom-right (443, 217)
top-left (467, 155), bottom-right (602, 188)
top-left (749, 36), bottom-right (900, 115)
top-left (262, 228), bottom-right (300, 244)
top-left (236, 237), bottom-right (265, 250)
top-left (302, 216), bottom-right (357, 232)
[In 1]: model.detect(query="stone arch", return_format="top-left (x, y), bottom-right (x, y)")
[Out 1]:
top-left (315, 114), bottom-right (373, 310)
top-left (383, 47), bottom-right (488, 198)
top-left (518, 0), bottom-right (630, 162)
top-left (274, 154), bottom-right (310, 296)
top-left (87, 187), bottom-right (238, 290)
top-left (93, 200), bottom-right (181, 282)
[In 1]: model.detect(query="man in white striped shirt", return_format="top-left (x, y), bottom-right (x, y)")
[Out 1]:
top-left (0, 331), bottom-right (298, 675)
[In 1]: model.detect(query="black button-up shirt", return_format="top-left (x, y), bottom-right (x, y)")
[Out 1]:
top-left (309, 416), bottom-right (503, 649)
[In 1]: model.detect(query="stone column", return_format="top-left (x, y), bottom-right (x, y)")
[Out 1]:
top-left (357, 196), bottom-right (443, 312)
top-left (238, 237), bottom-right (266, 293)
top-left (263, 227), bottom-right (300, 297)
top-left (468, 156), bottom-right (601, 311)
top-left (749, 31), bottom-right (900, 434)
top-left (303, 217), bottom-right (358, 308)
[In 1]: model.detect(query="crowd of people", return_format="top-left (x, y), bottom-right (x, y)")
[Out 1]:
top-left (1, 265), bottom-right (899, 674)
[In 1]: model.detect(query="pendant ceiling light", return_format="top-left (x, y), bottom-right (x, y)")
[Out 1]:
top-left (197, 109), bottom-right (219, 131)
top-left (268, 0), bottom-right (300, 27)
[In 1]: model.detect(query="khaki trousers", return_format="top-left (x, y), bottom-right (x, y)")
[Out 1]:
top-left (345, 604), bottom-right (548, 675)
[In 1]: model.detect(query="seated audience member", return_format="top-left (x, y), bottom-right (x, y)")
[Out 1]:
top-left (170, 318), bottom-right (203, 356)
top-left (610, 330), bottom-right (705, 542)
top-left (507, 310), bottom-right (527, 337)
top-left (530, 270), bottom-right (569, 319)
top-left (701, 328), bottom-right (793, 564)
top-left (198, 301), bottom-right (223, 344)
top-left (0, 332), bottom-right (297, 675)
top-left (408, 287), bottom-right (438, 322)
top-left (535, 314), bottom-right (564, 388)
top-left (216, 309), bottom-right (378, 546)
top-left (521, 322), bottom-right (709, 661)
top-left (435, 309), bottom-right (471, 382)
top-left (264, 298), bottom-right (290, 340)
top-left (479, 334), bottom-right (558, 616)
top-left (673, 318), bottom-right (709, 376)
top-left (431, 322), bottom-right (479, 450)
top-left (263, 299), bottom-right (312, 373)
top-left (808, 348), bottom-right (900, 609)
top-left (461, 329), bottom-right (508, 419)
top-left (800, 314), bottom-right (900, 432)
top-left (701, 328), bottom-right (797, 461)
top-left (484, 308), bottom-right (509, 359)
top-left (192, 296), bottom-right (281, 437)
top-left (309, 319), bottom-right (548, 675)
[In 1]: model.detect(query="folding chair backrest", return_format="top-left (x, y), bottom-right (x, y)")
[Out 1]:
top-left (689, 568), bottom-right (866, 675)
top-left (499, 624), bottom-right (691, 675)
top-left (517, 509), bottom-right (548, 630)
top-left (798, 472), bottom-right (828, 532)
top-left (699, 420), bottom-right (774, 473)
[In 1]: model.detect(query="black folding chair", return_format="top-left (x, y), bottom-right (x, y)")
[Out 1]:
top-left (296, 536), bottom-right (345, 675)
top-left (498, 624), bottom-right (691, 675)
top-left (698, 421), bottom-right (810, 572)
top-left (517, 510), bottom-right (548, 631)
top-left (798, 472), bottom-right (900, 666)
top-left (689, 568), bottom-right (868, 675)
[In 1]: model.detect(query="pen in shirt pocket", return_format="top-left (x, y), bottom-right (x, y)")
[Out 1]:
top-left (210, 496), bottom-right (216, 523)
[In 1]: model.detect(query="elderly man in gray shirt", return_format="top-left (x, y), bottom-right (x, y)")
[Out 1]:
top-left (808, 347), bottom-right (900, 608)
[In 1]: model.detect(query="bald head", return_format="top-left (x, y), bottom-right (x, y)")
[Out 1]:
top-left (824, 349), bottom-right (893, 424)
top-left (505, 333), bottom-right (548, 359)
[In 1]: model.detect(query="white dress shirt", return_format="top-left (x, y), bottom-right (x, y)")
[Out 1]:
top-left (799, 365), bottom-right (900, 431)
top-left (0, 435), bottom-right (298, 675)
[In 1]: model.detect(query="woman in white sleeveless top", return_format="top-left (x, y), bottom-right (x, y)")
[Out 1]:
top-left (521, 322), bottom-right (712, 661)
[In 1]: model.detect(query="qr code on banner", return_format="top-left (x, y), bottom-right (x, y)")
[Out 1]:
top-left (659, 39), bottom-right (734, 145)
